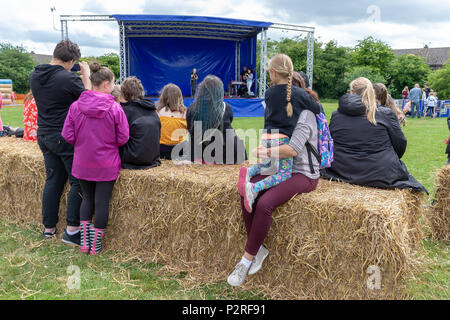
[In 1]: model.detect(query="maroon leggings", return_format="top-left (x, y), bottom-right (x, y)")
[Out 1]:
top-left (241, 173), bottom-right (319, 256)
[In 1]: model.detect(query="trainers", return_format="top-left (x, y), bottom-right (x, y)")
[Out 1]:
top-left (61, 229), bottom-right (80, 246)
top-left (42, 229), bottom-right (56, 239)
top-left (227, 262), bottom-right (250, 287)
top-left (243, 182), bottom-right (257, 213)
top-left (248, 246), bottom-right (269, 275)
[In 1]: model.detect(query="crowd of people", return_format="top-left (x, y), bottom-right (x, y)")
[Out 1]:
top-left (402, 83), bottom-right (439, 119)
top-left (1, 39), bottom-right (448, 287)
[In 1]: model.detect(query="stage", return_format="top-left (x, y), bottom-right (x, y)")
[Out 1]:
top-left (148, 97), bottom-right (265, 118)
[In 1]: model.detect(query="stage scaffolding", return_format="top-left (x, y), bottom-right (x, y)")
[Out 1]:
top-left (60, 15), bottom-right (315, 97)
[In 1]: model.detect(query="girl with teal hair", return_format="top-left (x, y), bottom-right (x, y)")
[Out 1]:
top-left (185, 75), bottom-right (246, 164)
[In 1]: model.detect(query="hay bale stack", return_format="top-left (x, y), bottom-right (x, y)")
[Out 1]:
top-left (0, 137), bottom-right (425, 299)
top-left (429, 165), bottom-right (450, 241)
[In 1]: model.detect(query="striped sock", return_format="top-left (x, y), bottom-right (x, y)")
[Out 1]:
top-left (89, 227), bottom-right (105, 255)
top-left (80, 221), bottom-right (91, 253)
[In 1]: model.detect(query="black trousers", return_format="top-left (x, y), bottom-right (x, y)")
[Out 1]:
top-left (37, 131), bottom-right (82, 228)
top-left (79, 180), bottom-right (116, 229)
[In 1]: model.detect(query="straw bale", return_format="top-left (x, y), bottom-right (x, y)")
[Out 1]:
top-left (428, 165), bottom-right (450, 241)
top-left (0, 137), bottom-right (425, 299)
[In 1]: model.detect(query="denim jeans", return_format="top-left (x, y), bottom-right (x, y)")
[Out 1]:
top-left (411, 100), bottom-right (420, 118)
top-left (37, 132), bottom-right (82, 228)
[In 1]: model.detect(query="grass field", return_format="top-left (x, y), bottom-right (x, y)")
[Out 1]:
top-left (0, 103), bottom-right (448, 300)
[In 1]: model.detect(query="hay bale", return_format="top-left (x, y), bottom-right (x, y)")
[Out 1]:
top-left (428, 165), bottom-right (450, 241)
top-left (0, 137), bottom-right (425, 299)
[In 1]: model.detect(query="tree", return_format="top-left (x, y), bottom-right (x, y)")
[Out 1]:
top-left (314, 41), bottom-right (351, 99)
top-left (429, 58), bottom-right (450, 99)
top-left (344, 66), bottom-right (386, 87)
top-left (0, 43), bottom-right (37, 94)
top-left (351, 36), bottom-right (395, 78)
top-left (387, 54), bottom-right (431, 98)
top-left (81, 53), bottom-right (120, 80)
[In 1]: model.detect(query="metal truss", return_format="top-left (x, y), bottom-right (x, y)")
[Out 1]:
top-left (60, 15), bottom-right (314, 92)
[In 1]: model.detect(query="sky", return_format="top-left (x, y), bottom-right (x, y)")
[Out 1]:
top-left (0, 0), bottom-right (449, 56)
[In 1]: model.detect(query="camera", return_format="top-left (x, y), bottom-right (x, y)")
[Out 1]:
top-left (71, 63), bottom-right (81, 72)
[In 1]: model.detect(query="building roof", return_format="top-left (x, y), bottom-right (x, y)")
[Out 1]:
top-left (393, 47), bottom-right (450, 66)
top-left (29, 52), bottom-right (52, 65)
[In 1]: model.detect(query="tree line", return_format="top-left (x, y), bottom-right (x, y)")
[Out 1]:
top-left (0, 37), bottom-right (449, 99)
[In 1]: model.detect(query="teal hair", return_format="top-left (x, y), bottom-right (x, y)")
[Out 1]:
top-left (189, 75), bottom-right (225, 143)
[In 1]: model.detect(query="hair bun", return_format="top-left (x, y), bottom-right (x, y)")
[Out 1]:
top-left (89, 61), bottom-right (102, 73)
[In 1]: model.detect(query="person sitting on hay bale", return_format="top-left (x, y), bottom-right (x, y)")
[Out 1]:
top-left (179, 75), bottom-right (247, 164)
top-left (228, 54), bottom-right (321, 287)
top-left (111, 85), bottom-right (122, 103)
top-left (62, 62), bottom-right (129, 255)
top-left (321, 77), bottom-right (427, 193)
top-left (23, 91), bottom-right (38, 142)
top-left (157, 83), bottom-right (188, 160)
top-left (373, 83), bottom-right (406, 125)
top-left (30, 40), bottom-right (92, 244)
top-left (119, 76), bottom-right (161, 169)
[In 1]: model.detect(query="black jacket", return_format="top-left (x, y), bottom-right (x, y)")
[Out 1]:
top-left (30, 64), bottom-right (85, 134)
top-left (264, 84), bottom-right (321, 137)
top-left (120, 99), bottom-right (161, 170)
top-left (321, 94), bottom-right (427, 193)
top-left (185, 103), bottom-right (247, 164)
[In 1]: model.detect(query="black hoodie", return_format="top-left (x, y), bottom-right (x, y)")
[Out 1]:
top-left (30, 64), bottom-right (85, 134)
top-left (120, 99), bottom-right (161, 170)
top-left (321, 94), bottom-right (427, 193)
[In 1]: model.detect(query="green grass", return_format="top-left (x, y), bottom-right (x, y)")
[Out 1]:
top-left (0, 102), bottom-right (449, 300)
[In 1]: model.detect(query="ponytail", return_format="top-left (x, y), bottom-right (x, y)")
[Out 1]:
top-left (350, 77), bottom-right (378, 126)
top-left (286, 71), bottom-right (293, 117)
top-left (362, 82), bottom-right (377, 125)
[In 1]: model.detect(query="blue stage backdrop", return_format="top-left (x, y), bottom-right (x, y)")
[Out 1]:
top-left (129, 37), bottom-right (236, 97)
top-left (113, 15), bottom-right (270, 97)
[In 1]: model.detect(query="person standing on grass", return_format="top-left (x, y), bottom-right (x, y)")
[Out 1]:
top-left (62, 62), bottom-right (129, 255)
top-left (30, 40), bottom-right (91, 244)
top-left (320, 77), bottom-right (426, 193)
top-left (408, 84), bottom-right (422, 119)
top-left (228, 54), bottom-right (321, 287)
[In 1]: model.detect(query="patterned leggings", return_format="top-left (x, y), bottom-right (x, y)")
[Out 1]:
top-left (248, 137), bottom-right (292, 193)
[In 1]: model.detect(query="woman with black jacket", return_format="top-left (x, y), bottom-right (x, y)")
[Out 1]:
top-left (321, 77), bottom-right (426, 192)
top-left (119, 77), bottom-right (161, 169)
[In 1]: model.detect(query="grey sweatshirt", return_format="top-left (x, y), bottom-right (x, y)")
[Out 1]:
top-left (289, 109), bottom-right (320, 179)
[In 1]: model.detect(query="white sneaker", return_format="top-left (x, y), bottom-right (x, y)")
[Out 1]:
top-left (227, 262), bottom-right (250, 287)
top-left (243, 182), bottom-right (257, 213)
top-left (248, 246), bottom-right (269, 275)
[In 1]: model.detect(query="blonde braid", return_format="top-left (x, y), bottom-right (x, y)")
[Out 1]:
top-left (286, 71), bottom-right (293, 117)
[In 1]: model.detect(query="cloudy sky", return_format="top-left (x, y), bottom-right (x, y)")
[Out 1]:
top-left (0, 0), bottom-right (449, 56)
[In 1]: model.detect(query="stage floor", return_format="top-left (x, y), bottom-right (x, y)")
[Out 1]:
top-left (147, 96), bottom-right (265, 117)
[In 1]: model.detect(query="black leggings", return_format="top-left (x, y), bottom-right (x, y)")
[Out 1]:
top-left (79, 180), bottom-right (116, 229)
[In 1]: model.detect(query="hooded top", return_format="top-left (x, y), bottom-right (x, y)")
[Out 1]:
top-left (30, 64), bottom-right (85, 134)
top-left (120, 99), bottom-right (161, 169)
top-left (321, 94), bottom-right (427, 193)
top-left (62, 91), bottom-right (129, 181)
top-left (264, 84), bottom-right (321, 137)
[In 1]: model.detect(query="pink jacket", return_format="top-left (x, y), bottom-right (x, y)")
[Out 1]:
top-left (62, 91), bottom-right (129, 181)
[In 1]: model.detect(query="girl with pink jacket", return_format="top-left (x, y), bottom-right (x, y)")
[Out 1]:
top-left (62, 62), bottom-right (129, 255)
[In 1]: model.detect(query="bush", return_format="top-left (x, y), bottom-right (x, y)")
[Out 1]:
top-left (344, 66), bottom-right (386, 88)
top-left (429, 58), bottom-right (450, 99)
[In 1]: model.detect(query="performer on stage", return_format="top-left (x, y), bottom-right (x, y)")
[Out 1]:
top-left (190, 68), bottom-right (199, 97)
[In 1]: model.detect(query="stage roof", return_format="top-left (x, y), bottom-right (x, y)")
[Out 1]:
top-left (112, 14), bottom-right (272, 41)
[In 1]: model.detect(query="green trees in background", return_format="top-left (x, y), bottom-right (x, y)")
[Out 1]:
top-left (258, 36), bottom-right (448, 99)
top-left (81, 53), bottom-right (120, 80)
top-left (0, 43), bottom-right (37, 94)
top-left (429, 58), bottom-right (450, 99)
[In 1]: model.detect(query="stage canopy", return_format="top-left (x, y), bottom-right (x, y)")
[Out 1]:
top-left (112, 15), bottom-right (273, 96)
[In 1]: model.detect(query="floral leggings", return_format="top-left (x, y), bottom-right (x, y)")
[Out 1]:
top-left (248, 137), bottom-right (292, 193)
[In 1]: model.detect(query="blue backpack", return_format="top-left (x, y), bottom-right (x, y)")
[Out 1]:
top-left (306, 112), bottom-right (334, 174)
